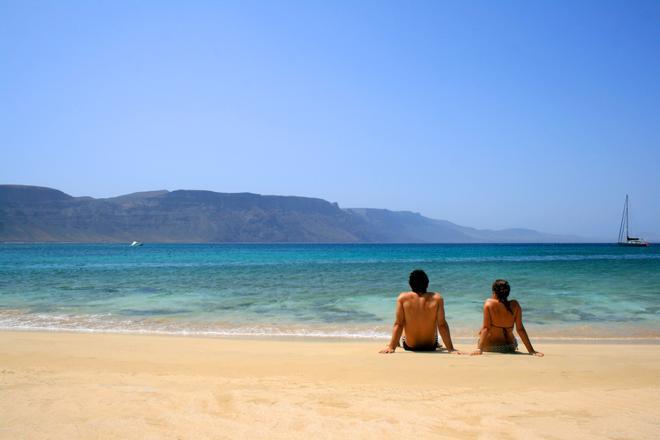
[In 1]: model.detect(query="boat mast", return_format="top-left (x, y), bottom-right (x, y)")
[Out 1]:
top-left (618, 195), bottom-right (627, 243)
top-left (626, 195), bottom-right (630, 240)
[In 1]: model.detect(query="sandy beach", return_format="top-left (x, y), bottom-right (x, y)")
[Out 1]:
top-left (1, 331), bottom-right (658, 439)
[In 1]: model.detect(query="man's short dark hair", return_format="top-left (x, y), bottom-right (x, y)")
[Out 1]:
top-left (409, 269), bottom-right (429, 294)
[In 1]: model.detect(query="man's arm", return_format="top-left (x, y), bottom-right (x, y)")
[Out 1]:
top-left (436, 295), bottom-right (456, 352)
top-left (380, 295), bottom-right (405, 354)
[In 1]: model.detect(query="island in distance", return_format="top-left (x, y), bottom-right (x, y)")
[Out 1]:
top-left (0, 185), bottom-right (580, 243)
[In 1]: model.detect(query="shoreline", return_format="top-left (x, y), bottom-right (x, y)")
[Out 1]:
top-left (2, 327), bottom-right (660, 345)
top-left (1, 330), bottom-right (659, 438)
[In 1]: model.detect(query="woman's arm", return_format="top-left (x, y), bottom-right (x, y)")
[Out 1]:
top-left (379, 295), bottom-right (405, 353)
top-left (513, 301), bottom-right (543, 357)
top-left (472, 302), bottom-right (491, 355)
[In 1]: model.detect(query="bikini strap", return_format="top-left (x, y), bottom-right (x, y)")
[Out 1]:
top-left (490, 324), bottom-right (514, 329)
top-left (488, 306), bottom-right (514, 330)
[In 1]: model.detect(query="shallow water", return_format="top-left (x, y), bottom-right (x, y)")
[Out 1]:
top-left (1, 243), bottom-right (658, 339)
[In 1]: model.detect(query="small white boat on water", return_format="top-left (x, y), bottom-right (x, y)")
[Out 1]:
top-left (617, 195), bottom-right (649, 247)
top-left (130, 241), bottom-right (143, 247)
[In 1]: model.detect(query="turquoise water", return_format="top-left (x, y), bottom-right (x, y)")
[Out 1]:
top-left (0, 243), bottom-right (658, 340)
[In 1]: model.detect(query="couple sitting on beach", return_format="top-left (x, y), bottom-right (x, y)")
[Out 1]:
top-left (379, 270), bottom-right (544, 356)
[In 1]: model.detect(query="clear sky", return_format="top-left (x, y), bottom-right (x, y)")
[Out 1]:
top-left (1, 1), bottom-right (659, 239)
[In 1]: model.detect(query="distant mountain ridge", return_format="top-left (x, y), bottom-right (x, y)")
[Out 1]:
top-left (0, 185), bottom-right (579, 243)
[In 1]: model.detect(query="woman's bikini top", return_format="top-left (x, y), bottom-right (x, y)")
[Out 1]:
top-left (488, 306), bottom-right (515, 339)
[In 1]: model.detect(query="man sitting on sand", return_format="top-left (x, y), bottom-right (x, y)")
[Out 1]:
top-left (379, 270), bottom-right (457, 353)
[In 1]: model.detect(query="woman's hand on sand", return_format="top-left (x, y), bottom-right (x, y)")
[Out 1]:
top-left (379, 346), bottom-right (396, 354)
top-left (530, 351), bottom-right (544, 357)
top-left (470, 349), bottom-right (483, 356)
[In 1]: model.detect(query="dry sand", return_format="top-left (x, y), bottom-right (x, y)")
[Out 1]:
top-left (1, 331), bottom-right (658, 439)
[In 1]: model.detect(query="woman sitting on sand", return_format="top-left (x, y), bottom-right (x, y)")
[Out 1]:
top-left (472, 279), bottom-right (543, 356)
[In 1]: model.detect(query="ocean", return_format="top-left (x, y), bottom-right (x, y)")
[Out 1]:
top-left (1, 243), bottom-right (658, 341)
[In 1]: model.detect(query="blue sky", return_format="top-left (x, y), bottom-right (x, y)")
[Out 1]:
top-left (1, 1), bottom-right (659, 239)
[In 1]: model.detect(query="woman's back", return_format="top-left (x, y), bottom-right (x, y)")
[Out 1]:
top-left (485, 298), bottom-right (517, 326)
top-left (484, 298), bottom-right (518, 344)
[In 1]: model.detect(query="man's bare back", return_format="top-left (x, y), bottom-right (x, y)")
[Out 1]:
top-left (399, 291), bottom-right (442, 347)
top-left (380, 270), bottom-right (457, 354)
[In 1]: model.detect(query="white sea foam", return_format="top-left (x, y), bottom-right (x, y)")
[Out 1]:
top-left (1, 309), bottom-right (659, 342)
top-left (0, 310), bottom-right (391, 339)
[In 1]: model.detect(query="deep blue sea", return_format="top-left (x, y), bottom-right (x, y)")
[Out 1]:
top-left (1, 243), bottom-right (658, 340)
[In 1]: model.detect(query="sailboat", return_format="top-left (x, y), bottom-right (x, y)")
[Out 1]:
top-left (618, 195), bottom-right (649, 247)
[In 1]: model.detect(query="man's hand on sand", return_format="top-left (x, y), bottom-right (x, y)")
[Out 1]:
top-left (531, 351), bottom-right (544, 357)
top-left (470, 349), bottom-right (483, 356)
top-left (379, 346), bottom-right (396, 354)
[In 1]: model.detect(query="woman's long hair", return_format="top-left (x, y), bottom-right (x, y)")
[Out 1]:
top-left (492, 279), bottom-right (512, 314)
